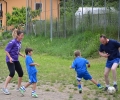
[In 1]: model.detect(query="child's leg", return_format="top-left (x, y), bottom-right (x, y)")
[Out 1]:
top-left (31, 83), bottom-right (38, 97)
top-left (83, 71), bottom-right (103, 89)
top-left (90, 78), bottom-right (103, 89)
top-left (24, 82), bottom-right (31, 88)
top-left (77, 77), bottom-right (82, 93)
top-left (32, 83), bottom-right (37, 91)
top-left (19, 82), bottom-right (31, 95)
top-left (78, 81), bottom-right (82, 89)
top-left (90, 78), bottom-right (98, 85)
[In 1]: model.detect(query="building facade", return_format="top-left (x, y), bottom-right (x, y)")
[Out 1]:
top-left (0, 0), bottom-right (60, 28)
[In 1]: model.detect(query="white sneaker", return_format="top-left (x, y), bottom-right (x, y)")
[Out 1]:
top-left (1, 88), bottom-right (10, 95)
top-left (31, 92), bottom-right (38, 98)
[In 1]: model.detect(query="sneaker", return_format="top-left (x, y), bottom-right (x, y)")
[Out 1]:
top-left (98, 85), bottom-right (104, 89)
top-left (31, 92), bottom-right (38, 98)
top-left (104, 87), bottom-right (108, 91)
top-left (113, 84), bottom-right (118, 91)
top-left (78, 88), bottom-right (82, 93)
top-left (19, 87), bottom-right (25, 95)
top-left (1, 88), bottom-right (10, 95)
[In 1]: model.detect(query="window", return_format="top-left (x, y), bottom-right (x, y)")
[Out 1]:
top-left (35, 3), bottom-right (42, 11)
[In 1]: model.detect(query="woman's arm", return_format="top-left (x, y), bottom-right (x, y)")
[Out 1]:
top-left (19, 52), bottom-right (25, 58)
top-left (5, 51), bottom-right (13, 63)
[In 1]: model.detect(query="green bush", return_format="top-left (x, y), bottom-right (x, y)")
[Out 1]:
top-left (2, 31), bottom-right (12, 39)
top-left (21, 31), bottom-right (105, 59)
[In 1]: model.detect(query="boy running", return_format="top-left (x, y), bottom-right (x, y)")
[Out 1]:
top-left (19, 48), bottom-right (39, 98)
top-left (70, 50), bottom-right (103, 93)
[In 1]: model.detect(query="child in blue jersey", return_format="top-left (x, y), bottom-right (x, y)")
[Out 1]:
top-left (70, 50), bottom-right (103, 93)
top-left (19, 48), bottom-right (39, 98)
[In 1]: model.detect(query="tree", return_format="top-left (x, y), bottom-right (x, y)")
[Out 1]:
top-left (6, 7), bottom-right (40, 29)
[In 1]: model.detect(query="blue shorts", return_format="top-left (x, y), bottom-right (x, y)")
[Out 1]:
top-left (76, 71), bottom-right (92, 81)
top-left (106, 58), bottom-right (119, 68)
top-left (29, 73), bottom-right (37, 84)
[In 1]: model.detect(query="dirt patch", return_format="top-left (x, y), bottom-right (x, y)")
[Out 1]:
top-left (0, 82), bottom-right (114, 100)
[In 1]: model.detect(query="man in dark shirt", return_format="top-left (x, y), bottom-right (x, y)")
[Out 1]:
top-left (99, 34), bottom-right (120, 91)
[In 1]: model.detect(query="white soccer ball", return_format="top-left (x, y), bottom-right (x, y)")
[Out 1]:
top-left (107, 86), bottom-right (116, 94)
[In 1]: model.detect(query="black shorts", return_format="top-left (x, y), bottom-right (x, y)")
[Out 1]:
top-left (7, 61), bottom-right (23, 77)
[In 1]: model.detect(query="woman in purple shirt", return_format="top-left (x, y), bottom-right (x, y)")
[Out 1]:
top-left (1, 30), bottom-right (24, 95)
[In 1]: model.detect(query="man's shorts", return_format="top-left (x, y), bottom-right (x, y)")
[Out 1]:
top-left (76, 71), bottom-right (92, 81)
top-left (29, 72), bottom-right (37, 84)
top-left (106, 58), bottom-right (120, 68)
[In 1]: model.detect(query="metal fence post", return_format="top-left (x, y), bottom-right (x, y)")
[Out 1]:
top-left (118, 0), bottom-right (120, 41)
top-left (82, 0), bottom-right (83, 33)
top-left (26, 0), bottom-right (28, 34)
top-left (44, 0), bottom-right (46, 37)
top-left (72, 0), bottom-right (75, 34)
top-left (50, 0), bottom-right (53, 41)
top-left (104, 0), bottom-right (107, 34)
top-left (92, 0), bottom-right (94, 32)
top-left (64, 0), bottom-right (66, 38)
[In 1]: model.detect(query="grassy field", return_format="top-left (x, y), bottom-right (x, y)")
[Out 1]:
top-left (1, 46), bottom-right (120, 100)
top-left (0, 31), bottom-right (120, 99)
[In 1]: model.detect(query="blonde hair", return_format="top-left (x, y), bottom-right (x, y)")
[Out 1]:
top-left (74, 50), bottom-right (81, 57)
top-left (12, 28), bottom-right (18, 38)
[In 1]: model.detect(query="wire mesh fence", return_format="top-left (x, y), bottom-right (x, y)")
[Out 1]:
top-left (25, 0), bottom-right (120, 40)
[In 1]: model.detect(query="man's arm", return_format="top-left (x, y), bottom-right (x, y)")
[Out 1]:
top-left (99, 51), bottom-right (110, 58)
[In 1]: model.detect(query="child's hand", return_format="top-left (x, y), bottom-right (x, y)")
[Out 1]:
top-left (70, 66), bottom-right (72, 69)
top-left (88, 64), bottom-right (90, 68)
top-left (36, 63), bottom-right (40, 67)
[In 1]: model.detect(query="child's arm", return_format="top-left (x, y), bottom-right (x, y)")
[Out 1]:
top-left (70, 61), bottom-right (76, 69)
top-left (70, 66), bottom-right (73, 69)
top-left (30, 63), bottom-right (40, 67)
top-left (85, 59), bottom-right (90, 68)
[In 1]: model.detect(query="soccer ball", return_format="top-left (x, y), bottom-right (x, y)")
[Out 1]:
top-left (107, 86), bottom-right (116, 94)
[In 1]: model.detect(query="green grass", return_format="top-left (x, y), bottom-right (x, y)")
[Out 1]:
top-left (21, 31), bottom-right (102, 59)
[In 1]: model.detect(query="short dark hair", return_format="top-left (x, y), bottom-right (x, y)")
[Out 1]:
top-left (25, 48), bottom-right (33, 55)
top-left (74, 50), bottom-right (81, 57)
top-left (100, 34), bottom-right (107, 39)
top-left (17, 30), bottom-right (23, 36)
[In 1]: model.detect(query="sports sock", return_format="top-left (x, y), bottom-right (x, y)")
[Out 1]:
top-left (32, 90), bottom-right (36, 94)
top-left (21, 86), bottom-right (26, 91)
top-left (106, 84), bottom-right (110, 87)
top-left (113, 81), bottom-right (117, 85)
top-left (97, 83), bottom-right (101, 87)
top-left (78, 84), bottom-right (81, 89)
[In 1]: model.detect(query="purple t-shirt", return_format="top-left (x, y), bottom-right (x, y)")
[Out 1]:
top-left (5, 39), bottom-right (21, 62)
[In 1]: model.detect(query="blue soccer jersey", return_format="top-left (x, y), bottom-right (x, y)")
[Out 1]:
top-left (72, 56), bottom-right (89, 74)
top-left (25, 55), bottom-right (37, 75)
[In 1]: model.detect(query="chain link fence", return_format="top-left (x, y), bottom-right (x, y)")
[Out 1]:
top-left (26, 0), bottom-right (120, 40)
